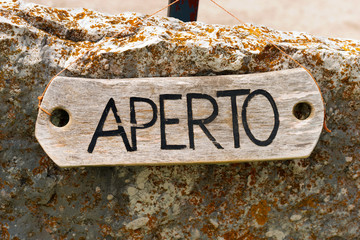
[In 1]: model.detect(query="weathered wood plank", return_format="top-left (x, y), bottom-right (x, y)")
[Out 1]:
top-left (35, 68), bottom-right (324, 167)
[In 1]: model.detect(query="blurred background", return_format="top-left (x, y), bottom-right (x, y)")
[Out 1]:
top-left (25, 0), bottom-right (359, 40)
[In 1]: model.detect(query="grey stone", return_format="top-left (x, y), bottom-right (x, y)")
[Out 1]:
top-left (0, 0), bottom-right (359, 239)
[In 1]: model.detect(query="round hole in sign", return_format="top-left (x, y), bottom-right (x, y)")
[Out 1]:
top-left (293, 102), bottom-right (312, 120)
top-left (50, 108), bottom-right (70, 127)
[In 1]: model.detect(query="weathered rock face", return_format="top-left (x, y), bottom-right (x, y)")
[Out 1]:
top-left (1, 0), bottom-right (359, 239)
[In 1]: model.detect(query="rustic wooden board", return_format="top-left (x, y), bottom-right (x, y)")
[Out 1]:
top-left (35, 68), bottom-right (324, 167)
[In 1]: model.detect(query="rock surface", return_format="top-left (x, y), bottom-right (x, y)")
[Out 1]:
top-left (1, 1), bottom-right (359, 239)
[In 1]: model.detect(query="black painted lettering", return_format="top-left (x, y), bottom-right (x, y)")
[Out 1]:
top-left (187, 93), bottom-right (223, 150)
top-left (88, 98), bottom-right (133, 153)
top-left (242, 89), bottom-right (279, 146)
top-left (217, 89), bottom-right (250, 148)
top-left (130, 97), bottom-right (157, 151)
top-left (160, 94), bottom-right (186, 150)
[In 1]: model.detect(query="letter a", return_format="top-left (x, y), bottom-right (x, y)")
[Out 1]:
top-left (88, 98), bottom-right (133, 153)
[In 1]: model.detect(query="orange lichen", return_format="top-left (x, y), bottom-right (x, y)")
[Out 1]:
top-left (1, 0), bottom-right (360, 238)
top-left (146, 214), bottom-right (157, 229)
top-left (204, 202), bottom-right (216, 215)
top-left (0, 223), bottom-right (10, 240)
top-left (32, 156), bottom-right (52, 175)
top-left (99, 224), bottom-right (112, 238)
top-left (201, 223), bottom-right (217, 238)
top-left (54, 9), bottom-right (70, 21)
top-left (250, 200), bottom-right (271, 225)
top-left (44, 216), bottom-right (60, 229)
top-left (75, 12), bottom-right (86, 20)
top-left (311, 52), bottom-right (324, 66)
top-left (296, 195), bottom-right (320, 209)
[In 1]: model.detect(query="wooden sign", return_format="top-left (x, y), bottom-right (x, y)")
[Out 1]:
top-left (35, 68), bottom-right (324, 167)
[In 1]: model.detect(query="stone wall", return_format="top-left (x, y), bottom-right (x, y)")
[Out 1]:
top-left (1, 1), bottom-right (359, 239)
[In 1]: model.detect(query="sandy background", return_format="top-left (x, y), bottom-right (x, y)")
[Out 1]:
top-left (25, 0), bottom-right (359, 40)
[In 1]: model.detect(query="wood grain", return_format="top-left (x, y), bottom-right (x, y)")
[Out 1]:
top-left (35, 68), bottom-right (324, 167)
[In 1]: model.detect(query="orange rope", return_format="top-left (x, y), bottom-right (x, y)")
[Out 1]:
top-left (38, 0), bottom-right (181, 116)
top-left (208, 0), bottom-right (331, 133)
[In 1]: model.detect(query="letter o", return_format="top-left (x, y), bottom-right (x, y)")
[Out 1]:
top-left (242, 89), bottom-right (279, 146)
